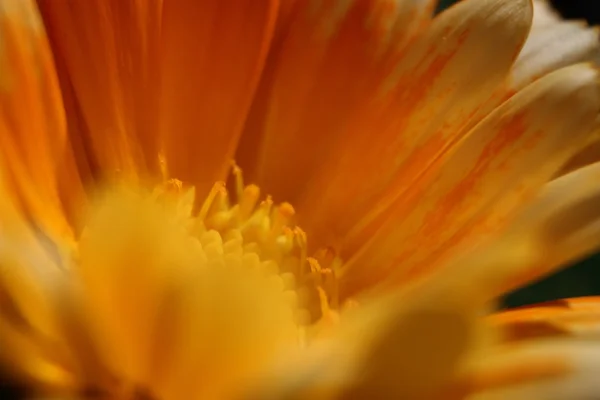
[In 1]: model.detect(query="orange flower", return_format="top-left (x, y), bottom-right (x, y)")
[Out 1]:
top-left (1, 0), bottom-right (599, 399)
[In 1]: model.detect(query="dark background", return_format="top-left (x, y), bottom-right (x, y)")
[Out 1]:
top-left (439, 0), bottom-right (600, 308)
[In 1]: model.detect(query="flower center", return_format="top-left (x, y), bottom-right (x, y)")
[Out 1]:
top-left (188, 165), bottom-right (341, 326)
top-left (72, 165), bottom-right (341, 398)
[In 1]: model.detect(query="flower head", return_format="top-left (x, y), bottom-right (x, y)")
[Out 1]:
top-left (1, 0), bottom-right (600, 399)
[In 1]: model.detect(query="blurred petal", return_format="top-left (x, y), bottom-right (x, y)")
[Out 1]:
top-left (36, 0), bottom-right (163, 180)
top-left (464, 340), bottom-right (600, 400)
top-left (74, 189), bottom-right (199, 387)
top-left (0, 163), bottom-right (72, 390)
top-left (75, 188), bottom-right (299, 399)
top-left (490, 297), bottom-right (600, 342)
top-left (490, 162), bottom-right (600, 296)
top-left (341, 64), bottom-right (600, 297)
top-left (555, 135), bottom-right (600, 177)
top-left (426, 162), bottom-right (600, 305)
top-left (337, 297), bottom-right (475, 400)
top-left (244, 282), bottom-right (481, 400)
top-left (159, 0), bottom-right (278, 196)
top-left (0, 0), bottom-right (82, 239)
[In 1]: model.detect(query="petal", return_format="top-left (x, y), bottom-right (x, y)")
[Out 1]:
top-left (159, 0), bottom-right (278, 195)
top-left (463, 340), bottom-right (600, 400)
top-left (489, 297), bottom-right (600, 342)
top-left (237, 0), bottom-right (439, 211)
top-left (488, 161), bottom-right (600, 296)
top-left (422, 162), bottom-right (600, 306)
top-left (512, 18), bottom-right (599, 90)
top-left (36, 0), bottom-right (164, 180)
top-left (531, 0), bottom-right (562, 27)
top-left (0, 0), bottom-right (82, 239)
top-left (464, 1), bottom-right (599, 141)
top-left (555, 135), bottom-right (600, 177)
top-left (337, 298), bottom-right (475, 399)
top-left (243, 282), bottom-right (481, 400)
top-left (238, 0), bottom-right (437, 187)
top-left (0, 170), bottom-right (71, 390)
top-left (239, 0), bottom-right (531, 258)
top-left (340, 64), bottom-right (600, 298)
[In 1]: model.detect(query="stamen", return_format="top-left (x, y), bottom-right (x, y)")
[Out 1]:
top-left (238, 185), bottom-right (260, 221)
top-left (153, 163), bottom-right (342, 328)
top-left (198, 182), bottom-right (226, 221)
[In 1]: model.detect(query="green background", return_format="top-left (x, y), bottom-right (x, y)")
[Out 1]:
top-left (436, 0), bottom-right (600, 308)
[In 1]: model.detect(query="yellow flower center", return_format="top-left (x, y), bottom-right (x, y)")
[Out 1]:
top-left (157, 165), bottom-right (341, 326)
top-left (70, 165), bottom-right (341, 398)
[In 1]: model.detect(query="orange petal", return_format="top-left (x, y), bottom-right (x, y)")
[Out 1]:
top-left (340, 64), bottom-right (600, 298)
top-left (0, 0), bottom-right (82, 240)
top-left (36, 0), bottom-right (163, 180)
top-left (412, 161), bottom-right (600, 308)
top-left (239, 0), bottom-right (530, 259)
top-left (159, 0), bottom-right (279, 196)
top-left (489, 297), bottom-right (600, 342)
top-left (237, 0), bottom-right (436, 203)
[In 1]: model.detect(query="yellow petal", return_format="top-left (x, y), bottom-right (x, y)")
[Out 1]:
top-left (159, 0), bottom-right (278, 196)
top-left (338, 300), bottom-right (474, 399)
top-left (76, 188), bottom-right (298, 399)
top-left (340, 64), bottom-right (600, 298)
top-left (74, 188), bottom-right (196, 385)
top-left (0, 0), bottom-right (81, 239)
top-left (244, 281), bottom-right (483, 400)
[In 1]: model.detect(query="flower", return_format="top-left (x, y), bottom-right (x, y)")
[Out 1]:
top-left (1, 0), bottom-right (600, 399)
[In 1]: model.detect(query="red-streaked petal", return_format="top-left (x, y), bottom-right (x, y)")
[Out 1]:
top-left (239, 0), bottom-right (531, 263)
top-left (405, 162), bottom-right (600, 310)
top-left (340, 64), bottom-right (600, 298)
